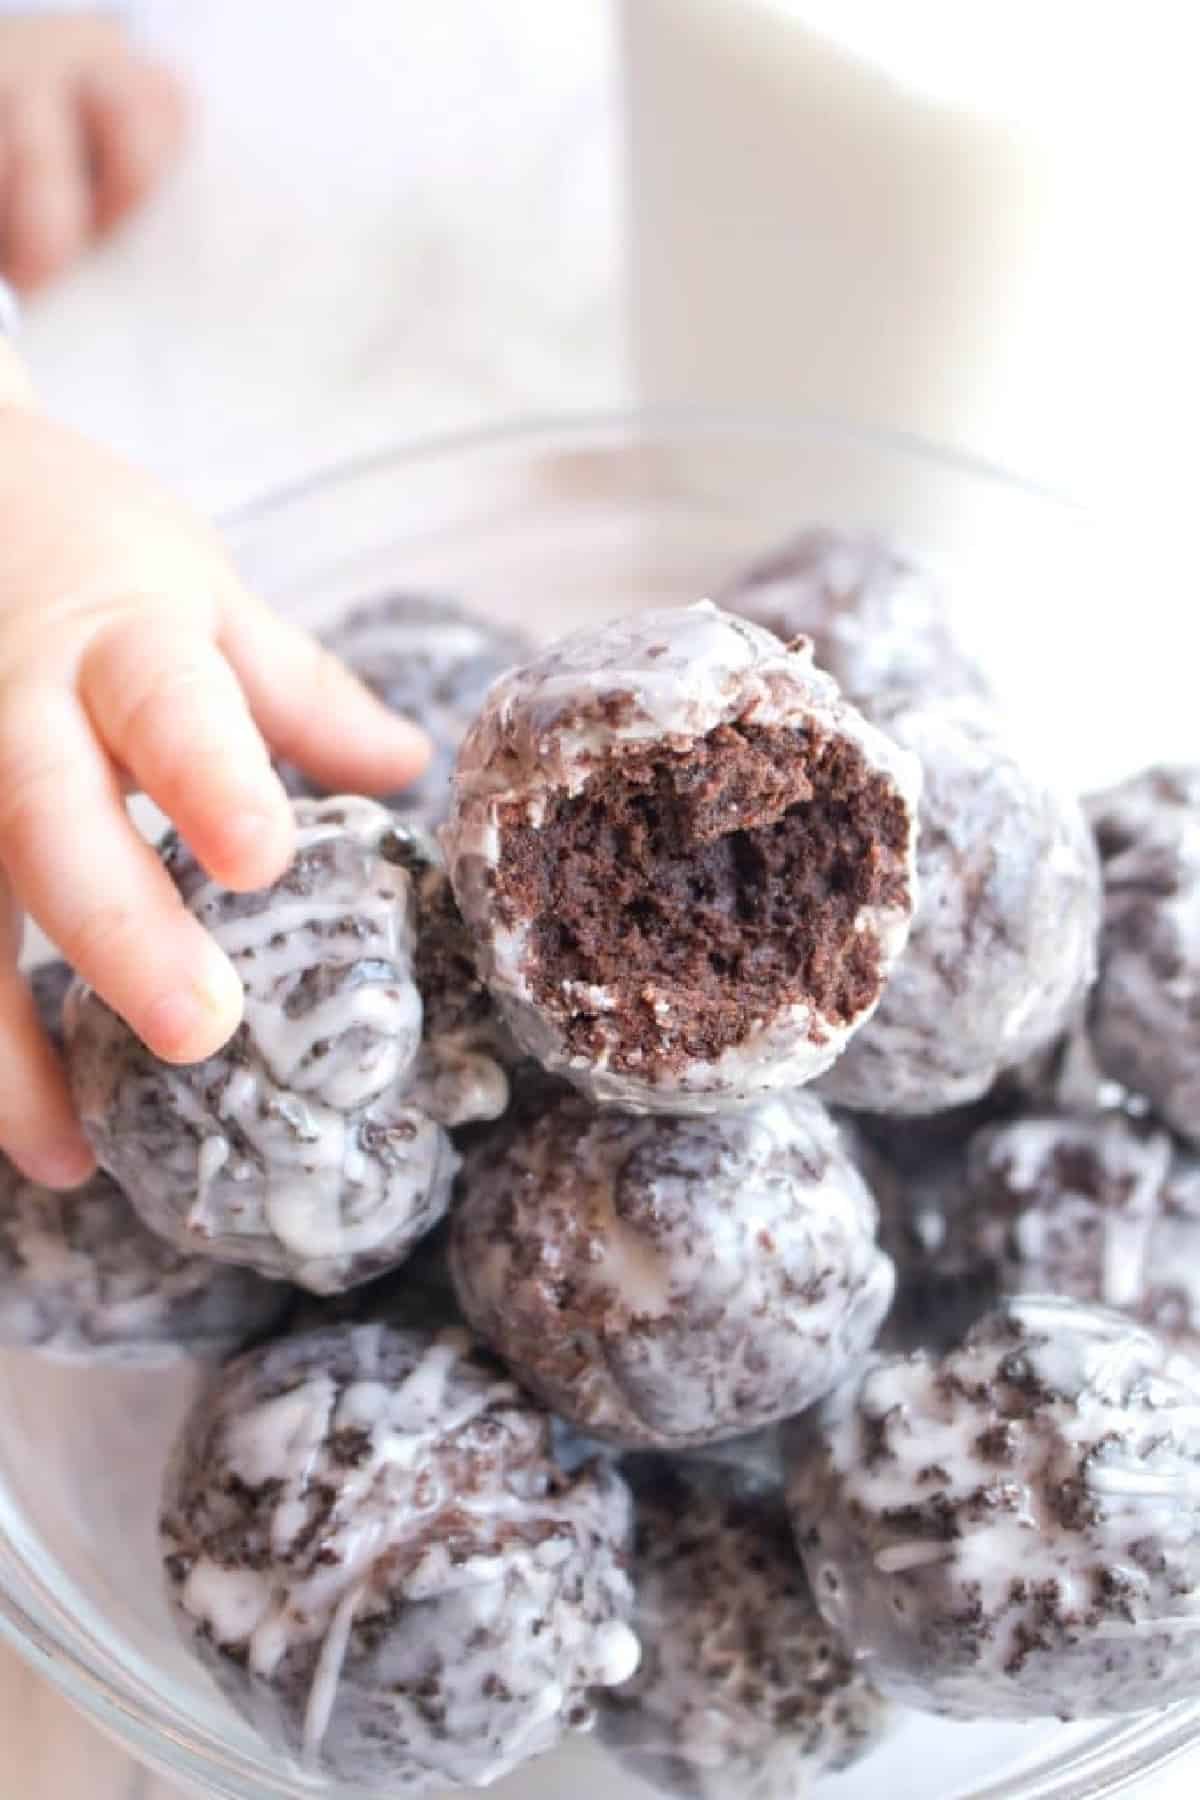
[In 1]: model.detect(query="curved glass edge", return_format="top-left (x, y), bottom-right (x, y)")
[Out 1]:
top-left (0, 1548), bottom-right (296, 1800)
top-left (970, 1702), bottom-right (1200, 1800)
top-left (0, 413), bottom-right (1176, 1800)
top-left (4, 1538), bottom-right (1199, 1800)
top-left (217, 406), bottom-right (1086, 538)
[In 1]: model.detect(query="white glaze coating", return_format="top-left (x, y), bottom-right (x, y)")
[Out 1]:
top-left (0, 1157), bottom-right (286, 1366)
top-left (162, 1323), bottom-right (638, 1789)
top-left (1088, 766), bottom-right (1200, 1147)
top-left (1, 964), bottom-right (286, 1364)
top-left (820, 695), bottom-right (1101, 1114)
top-left (67, 799), bottom-right (507, 1294)
top-left (598, 1463), bottom-right (890, 1798)
top-left (443, 602), bottom-right (921, 1114)
top-left (966, 1112), bottom-right (1200, 1342)
top-left (450, 1089), bottom-right (895, 1447)
top-left (720, 525), bottom-right (989, 708)
top-left (787, 1297), bottom-right (1200, 1719)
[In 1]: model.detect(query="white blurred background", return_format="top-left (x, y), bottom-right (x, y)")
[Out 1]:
top-left (23, 0), bottom-right (1198, 517)
top-left (628, 0), bottom-right (1198, 507)
top-left (7, 3), bottom-right (1198, 1795)
top-left (21, 0), bottom-right (623, 510)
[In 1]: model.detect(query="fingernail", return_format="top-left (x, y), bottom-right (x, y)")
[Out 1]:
top-left (29, 1136), bottom-right (96, 1190)
top-left (145, 947), bottom-right (243, 1063)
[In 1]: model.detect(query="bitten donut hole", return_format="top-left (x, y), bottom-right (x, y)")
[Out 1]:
top-left (495, 721), bottom-right (911, 1076)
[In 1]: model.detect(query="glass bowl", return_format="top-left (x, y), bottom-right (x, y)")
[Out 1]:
top-left (0, 413), bottom-right (1194, 1800)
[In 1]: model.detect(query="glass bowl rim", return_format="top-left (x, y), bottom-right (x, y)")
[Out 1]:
top-left (2, 406), bottom-right (1189, 1800)
top-left (219, 404), bottom-right (1086, 536)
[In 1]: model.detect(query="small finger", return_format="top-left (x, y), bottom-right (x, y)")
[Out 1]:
top-left (2, 88), bottom-right (91, 291)
top-left (79, 55), bottom-right (187, 234)
top-left (81, 613), bottom-right (294, 891)
top-left (0, 873), bottom-right (94, 1186)
top-left (220, 600), bottom-right (432, 796)
top-left (0, 686), bottom-right (243, 1065)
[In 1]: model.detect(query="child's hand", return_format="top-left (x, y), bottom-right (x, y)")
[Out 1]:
top-left (0, 11), bottom-right (186, 291)
top-left (0, 393), bottom-right (430, 1188)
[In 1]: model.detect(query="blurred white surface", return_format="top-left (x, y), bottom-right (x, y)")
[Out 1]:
top-left (624, 0), bottom-right (1199, 808)
top-left (20, 0), bottom-right (625, 514)
top-left (752, 0), bottom-right (1173, 126)
top-left (626, 0), bottom-right (1199, 511)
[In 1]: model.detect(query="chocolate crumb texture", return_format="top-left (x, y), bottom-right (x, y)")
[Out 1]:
top-left (820, 694), bottom-right (1102, 1116)
top-left (963, 1110), bottom-right (1200, 1347)
top-left (444, 601), bottom-right (920, 1114)
top-left (450, 1087), bottom-right (894, 1448)
top-left (597, 1458), bottom-right (890, 1798)
top-left (66, 799), bottom-right (508, 1294)
top-left (720, 524), bottom-right (990, 709)
top-left (0, 1149), bottom-right (288, 1369)
top-left (1, 966), bottom-right (287, 1364)
top-left (1087, 766), bottom-right (1200, 1147)
top-left (786, 1296), bottom-right (1200, 1719)
top-left (160, 1322), bottom-right (640, 1788)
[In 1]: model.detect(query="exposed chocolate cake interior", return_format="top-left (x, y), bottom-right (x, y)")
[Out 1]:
top-left (495, 720), bottom-right (911, 1073)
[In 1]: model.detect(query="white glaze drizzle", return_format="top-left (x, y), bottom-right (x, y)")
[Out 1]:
top-left (164, 1325), bottom-right (639, 1788)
